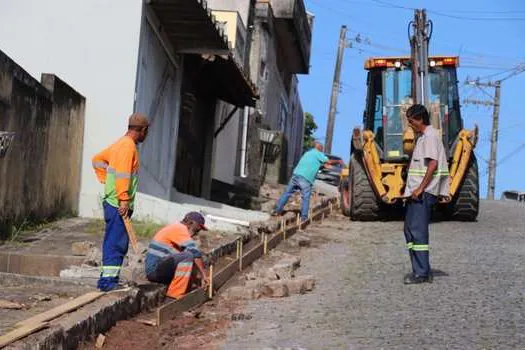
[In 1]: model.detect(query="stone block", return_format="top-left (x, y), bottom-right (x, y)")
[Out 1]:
top-left (286, 276), bottom-right (316, 294)
top-left (224, 286), bottom-right (261, 300)
top-left (72, 241), bottom-right (95, 256)
top-left (261, 280), bottom-right (289, 298)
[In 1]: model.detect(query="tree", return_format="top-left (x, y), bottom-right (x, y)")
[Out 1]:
top-left (303, 112), bottom-right (318, 151)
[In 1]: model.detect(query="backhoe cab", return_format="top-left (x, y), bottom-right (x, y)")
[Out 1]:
top-left (339, 9), bottom-right (479, 221)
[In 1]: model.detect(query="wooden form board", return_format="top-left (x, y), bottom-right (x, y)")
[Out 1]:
top-left (156, 288), bottom-right (208, 326)
top-left (0, 322), bottom-right (49, 348)
top-left (15, 291), bottom-right (104, 328)
top-left (213, 260), bottom-right (239, 291)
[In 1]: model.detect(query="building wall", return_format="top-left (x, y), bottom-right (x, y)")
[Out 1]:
top-left (134, 14), bottom-right (183, 201)
top-left (0, 0), bottom-right (143, 218)
top-left (286, 75), bottom-right (305, 178)
top-left (207, 0), bottom-right (251, 25)
top-left (0, 51), bottom-right (85, 239)
top-left (213, 101), bottom-right (242, 185)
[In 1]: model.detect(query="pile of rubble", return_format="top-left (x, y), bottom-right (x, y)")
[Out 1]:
top-left (224, 250), bottom-right (315, 300)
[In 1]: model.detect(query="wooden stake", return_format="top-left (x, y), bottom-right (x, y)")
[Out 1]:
top-left (236, 238), bottom-right (240, 259)
top-left (208, 265), bottom-right (214, 299)
top-left (239, 239), bottom-right (243, 271)
top-left (263, 233), bottom-right (268, 255)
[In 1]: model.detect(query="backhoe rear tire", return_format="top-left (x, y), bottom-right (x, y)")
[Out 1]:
top-left (350, 155), bottom-right (382, 221)
top-left (447, 155), bottom-right (479, 221)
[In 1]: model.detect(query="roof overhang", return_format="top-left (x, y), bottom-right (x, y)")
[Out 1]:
top-left (146, 0), bottom-right (258, 106)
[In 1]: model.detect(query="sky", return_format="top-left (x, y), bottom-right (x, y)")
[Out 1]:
top-left (299, 0), bottom-right (525, 199)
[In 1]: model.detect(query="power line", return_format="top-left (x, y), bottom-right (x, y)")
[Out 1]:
top-left (370, 0), bottom-right (525, 21)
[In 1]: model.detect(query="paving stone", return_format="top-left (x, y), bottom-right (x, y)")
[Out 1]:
top-left (71, 241), bottom-right (95, 256)
top-left (261, 281), bottom-right (289, 298)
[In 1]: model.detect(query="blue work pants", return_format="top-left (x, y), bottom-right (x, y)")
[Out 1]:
top-left (97, 201), bottom-right (132, 291)
top-left (403, 192), bottom-right (437, 277)
top-left (275, 175), bottom-right (313, 221)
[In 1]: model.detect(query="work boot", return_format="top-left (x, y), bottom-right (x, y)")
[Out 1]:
top-left (403, 273), bottom-right (432, 285)
top-left (270, 210), bottom-right (282, 217)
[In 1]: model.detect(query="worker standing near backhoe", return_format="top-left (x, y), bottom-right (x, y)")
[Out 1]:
top-left (403, 104), bottom-right (449, 284)
top-left (145, 212), bottom-right (209, 299)
top-left (92, 113), bottom-right (150, 292)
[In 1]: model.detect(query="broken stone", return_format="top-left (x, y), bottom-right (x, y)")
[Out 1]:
top-left (261, 280), bottom-right (289, 298)
top-left (285, 276), bottom-right (316, 294)
top-left (71, 241), bottom-right (95, 256)
top-left (269, 256), bottom-right (301, 280)
top-left (0, 300), bottom-right (24, 309)
top-left (244, 272), bottom-right (257, 280)
top-left (95, 334), bottom-right (106, 348)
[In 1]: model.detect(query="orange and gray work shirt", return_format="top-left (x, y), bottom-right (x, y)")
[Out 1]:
top-left (92, 136), bottom-right (140, 209)
top-left (404, 125), bottom-right (450, 197)
top-left (145, 223), bottom-right (202, 275)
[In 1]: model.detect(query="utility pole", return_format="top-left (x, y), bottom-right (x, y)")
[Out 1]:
top-left (325, 25), bottom-right (347, 154)
top-left (464, 80), bottom-right (501, 200)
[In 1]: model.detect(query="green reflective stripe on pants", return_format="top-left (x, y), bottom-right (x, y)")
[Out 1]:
top-left (406, 242), bottom-right (414, 249)
top-left (100, 266), bottom-right (121, 277)
top-left (411, 244), bottom-right (429, 251)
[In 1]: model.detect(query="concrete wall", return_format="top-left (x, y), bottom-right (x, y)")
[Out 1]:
top-left (0, 50), bottom-right (85, 239)
top-left (0, 0), bottom-right (143, 218)
top-left (207, 0), bottom-right (251, 25)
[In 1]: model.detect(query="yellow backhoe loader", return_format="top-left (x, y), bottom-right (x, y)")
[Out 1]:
top-left (339, 9), bottom-right (479, 221)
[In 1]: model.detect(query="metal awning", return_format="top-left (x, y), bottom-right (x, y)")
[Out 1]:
top-left (201, 54), bottom-right (258, 107)
top-left (147, 0), bottom-right (258, 106)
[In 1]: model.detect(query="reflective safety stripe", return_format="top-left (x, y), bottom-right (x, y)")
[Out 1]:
top-left (147, 248), bottom-right (168, 258)
top-left (107, 167), bottom-right (116, 174)
top-left (100, 266), bottom-right (121, 277)
top-left (92, 161), bottom-right (108, 169)
top-left (178, 262), bottom-right (193, 268)
top-left (408, 168), bottom-right (450, 177)
top-left (115, 172), bottom-right (131, 179)
top-left (408, 169), bottom-right (450, 177)
top-left (406, 243), bottom-right (429, 251)
top-left (174, 271), bottom-right (192, 277)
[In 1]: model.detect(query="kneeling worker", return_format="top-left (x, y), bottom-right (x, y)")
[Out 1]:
top-left (145, 212), bottom-right (209, 299)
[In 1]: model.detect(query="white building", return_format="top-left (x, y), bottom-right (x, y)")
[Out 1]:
top-left (0, 0), bottom-right (265, 226)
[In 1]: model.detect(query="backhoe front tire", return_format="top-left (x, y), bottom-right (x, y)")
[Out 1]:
top-left (339, 178), bottom-right (351, 217)
top-left (447, 155), bottom-right (479, 221)
top-left (350, 155), bottom-right (382, 221)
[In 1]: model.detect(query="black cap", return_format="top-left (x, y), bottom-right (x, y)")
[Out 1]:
top-left (183, 212), bottom-right (208, 231)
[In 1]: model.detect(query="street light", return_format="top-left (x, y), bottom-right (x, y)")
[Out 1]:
top-left (258, 128), bottom-right (279, 177)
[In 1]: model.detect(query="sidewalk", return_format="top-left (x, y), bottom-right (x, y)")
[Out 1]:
top-left (0, 182), bottom-right (339, 348)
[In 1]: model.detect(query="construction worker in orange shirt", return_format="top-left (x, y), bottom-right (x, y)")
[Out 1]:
top-left (92, 113), bottom-right (150, 292)
top-left (145, 212), bottom-right (210, 299)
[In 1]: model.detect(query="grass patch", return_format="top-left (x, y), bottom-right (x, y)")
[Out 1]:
top-left (85, 218), bottom-right (164, 239)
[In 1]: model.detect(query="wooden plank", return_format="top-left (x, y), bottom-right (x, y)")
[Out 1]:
top-left (156, 288), bottom-right (208, 326)
top-left (15, 291), bottom-right (104, 328)
top-left (0, 322), bottom-right (49, 348)
top-left (213, 259), bottom-right (239, 291)
top-left (241, 243), bottom-right (264, 270)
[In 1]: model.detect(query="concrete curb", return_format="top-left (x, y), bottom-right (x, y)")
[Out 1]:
top-left (6, 196), bottom-right (338, 349)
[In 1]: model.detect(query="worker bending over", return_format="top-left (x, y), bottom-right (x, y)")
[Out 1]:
top-left (145, 212), bottom-right (209, 299)
top-left (92, 113), bottom-right (149, 292)
top-left (272, 142), bottom-right (343, 222)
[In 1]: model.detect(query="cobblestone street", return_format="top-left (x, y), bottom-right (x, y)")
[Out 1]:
top-left (222, 201), bottom-right (525, 349)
